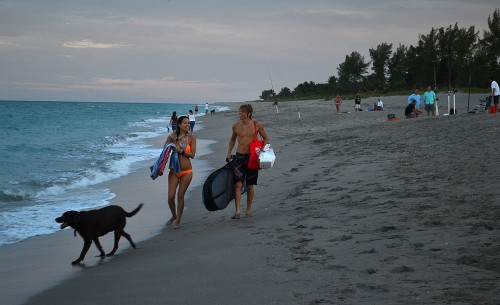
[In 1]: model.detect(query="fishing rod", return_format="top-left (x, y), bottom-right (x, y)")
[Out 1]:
top-left (268, 68), bottom-right (278, 114)
top-left (267, 68), bottom-right (275, 95)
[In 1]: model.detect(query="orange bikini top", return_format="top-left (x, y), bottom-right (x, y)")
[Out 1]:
top-left (184, 144), bottom-right (191, 153)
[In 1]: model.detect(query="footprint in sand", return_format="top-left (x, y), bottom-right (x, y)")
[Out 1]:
top-left (330, 235), bottom-right (353, 242)
top-left (391, 266), bottom-right (415, 273)
top-left (359, 248), bottom-right (377, 254)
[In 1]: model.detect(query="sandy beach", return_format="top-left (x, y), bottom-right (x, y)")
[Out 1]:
top-left (1, 92), bottom-right (499, 305)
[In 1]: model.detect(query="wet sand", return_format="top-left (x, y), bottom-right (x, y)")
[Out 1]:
top-left (1, 93), bottom-right (499, 305)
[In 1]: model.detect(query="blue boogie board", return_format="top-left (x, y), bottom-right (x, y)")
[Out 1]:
top-left (202, 161), bottom-right (246, 211)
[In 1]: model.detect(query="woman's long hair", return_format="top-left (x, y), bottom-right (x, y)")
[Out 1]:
top-left (171, 111), bottom-right (177, 120)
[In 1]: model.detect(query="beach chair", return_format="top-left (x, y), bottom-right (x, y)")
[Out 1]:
top-left (471, 96), bottom-right (491, 114)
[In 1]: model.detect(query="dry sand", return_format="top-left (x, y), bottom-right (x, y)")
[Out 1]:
top-left (1, 93), bottom-right (499, 305)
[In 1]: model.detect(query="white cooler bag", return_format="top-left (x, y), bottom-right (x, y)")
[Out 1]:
top-left (259, 147), bottom-right (276, 169)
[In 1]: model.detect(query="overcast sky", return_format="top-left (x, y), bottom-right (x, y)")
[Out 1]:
top-left (0, 0), bottom-right (497, 103)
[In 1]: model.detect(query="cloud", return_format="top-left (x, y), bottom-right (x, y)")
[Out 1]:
top-left (62, 39), bottom-right (125, 49)
top-left (89, 76), bottom-right (250, 100)
top-left (88, 76), bottom-right (242, 93)
top-left (0, 39), bottom-right (18, 47)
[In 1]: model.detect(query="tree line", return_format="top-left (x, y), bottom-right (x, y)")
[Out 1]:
top-left (261, 9), bottom-right (500, 100)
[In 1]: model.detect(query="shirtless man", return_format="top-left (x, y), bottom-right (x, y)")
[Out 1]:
top-left (226, 104), bottom-right (270, 219)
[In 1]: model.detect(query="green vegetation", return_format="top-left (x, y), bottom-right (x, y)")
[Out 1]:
top-left (260, 9), bottom-right (500, 101)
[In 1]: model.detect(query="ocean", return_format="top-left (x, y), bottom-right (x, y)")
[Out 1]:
top-left (0, 100), bottom-right (227, 246)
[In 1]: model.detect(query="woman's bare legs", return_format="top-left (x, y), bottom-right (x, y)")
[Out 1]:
top-left (174, 172), bottom-right (192, 228)
top-left (166, 171), bottom-right (179, 226)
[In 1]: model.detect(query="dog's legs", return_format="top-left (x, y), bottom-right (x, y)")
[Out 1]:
top-left (106, 229), bottom-right (122, 256)
top-left (121, 230), bottom-right (136, 249)
top-left (93, 237), bottom-right (106, 258)
top-left (73, 239), bottom-right (93, 265)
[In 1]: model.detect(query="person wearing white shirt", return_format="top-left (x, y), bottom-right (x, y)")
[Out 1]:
top-left (188, 110), bottom-right (196, 132)
top-left (377, 99), bottom-right (384, 111)
top-left (489, 77), bottom-right (500, 112)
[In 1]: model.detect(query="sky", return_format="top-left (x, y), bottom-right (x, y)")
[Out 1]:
top-left (0, 0), bottom-right (497, 103)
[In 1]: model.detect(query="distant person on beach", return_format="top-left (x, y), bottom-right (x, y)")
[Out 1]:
top-left (205, 102), bottom-right (210, 115)
top-left (164, 116), bottom-right (196, 229)
top-left (354, 93), bottom-right (361, 111)
top-left (334, 95), bottom-right (342, 114)
top-left (490, 77), bottom-right (500, 112)
top-left (194, 104), bottom-right (199, 115)
top-left (226, 104), bottom-right (270, 219)
top-left (273, 99), bottom-right (278, 113)
top-left (423, 85), bottom-right (437, 116)
top-left (405, 99), bottom-right (422, 118)
top-left (169, 111), bottom-right (178, 132)
top-left (408, 88), bottom-right (422, 109)
top-left (188, 109), bottom-right (196, 132)
top-left (376, 98), bottom-right (384, 111)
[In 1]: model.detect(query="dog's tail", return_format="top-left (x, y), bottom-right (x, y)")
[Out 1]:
top-left (125, 203), bottom-right (144, 218)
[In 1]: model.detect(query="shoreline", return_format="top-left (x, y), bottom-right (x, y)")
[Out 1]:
top-left (2, 94), bottom-right (499, 305)
top-left (0, 113), bottom-right (234, 305)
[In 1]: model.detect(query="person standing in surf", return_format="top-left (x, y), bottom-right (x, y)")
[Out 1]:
top-left (188, 109), bottom-right (196, 132)
top-left (226, 104), bottom-right (270, 219)
top-left (205, 102), bottom-right (210, 115)
top-left (169, 111), bottom-right (178, 132)
top-left (164, 116), bottom-right (196, 229)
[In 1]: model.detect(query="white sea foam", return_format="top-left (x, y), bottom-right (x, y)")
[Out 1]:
top-left (0, 189), bottom-right (115, 246)
top-left (0, 101), bottom-right (198, 246)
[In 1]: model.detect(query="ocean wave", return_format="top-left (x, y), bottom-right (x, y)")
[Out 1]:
top-left (0, 101), bottom-right (182, 246)
top-left (130, 117), bottom-right (165, 127)
top-left (0, 189), bottom-right (115, 246)
top-left (35, 148), bottom-right (157, 199)
top-left (1, 125), bottom-right (163, 206)
top-left (0, 189), bottom-right (27, 202)
top-left (101, 126), bottom-right (164, 149)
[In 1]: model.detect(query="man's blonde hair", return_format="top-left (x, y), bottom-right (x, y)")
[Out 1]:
top-left (239, 104), bottom-right (253, 119)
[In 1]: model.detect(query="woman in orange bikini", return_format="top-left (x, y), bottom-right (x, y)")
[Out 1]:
top-left (164, 116), bottom-right (196, 229)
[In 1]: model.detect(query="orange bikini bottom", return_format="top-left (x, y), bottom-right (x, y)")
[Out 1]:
top-left (171, 169), bottom-right (193, 178)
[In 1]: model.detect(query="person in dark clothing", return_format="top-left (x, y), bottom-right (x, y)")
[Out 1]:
top-left (405, 99), bottom-right (422, 118)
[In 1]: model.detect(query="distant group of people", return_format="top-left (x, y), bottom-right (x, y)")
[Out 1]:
top-left (404, 79), bottom-right (499, 118)
top-left (332, 93), bottom-right (383, 113)
top-left (161, 76), bottom-right (500, 228)
top-left (405, 86), bottom-right (439, 118)
top-left (329, 86), bottom-right (440, 119)
top-left (168, 102), bottom-right (214, 133)
top-left (162, 104), bottom-right (269, 228)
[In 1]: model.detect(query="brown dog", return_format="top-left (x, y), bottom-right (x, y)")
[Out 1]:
top-left (55, 203), bottom-right (143, 265)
